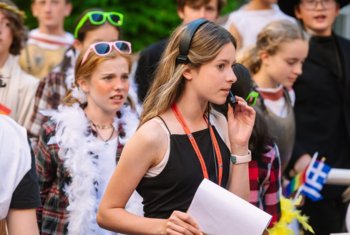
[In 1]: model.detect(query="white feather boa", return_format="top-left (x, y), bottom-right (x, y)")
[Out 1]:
top-left (49, 103), bottom-right (142, 235)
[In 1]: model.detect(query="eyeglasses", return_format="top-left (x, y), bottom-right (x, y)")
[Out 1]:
top-left (245, 91), bottom-right (259, 107)
top-left (81, 41), bottom-right (132, 65)
top-left (74, 11), bottom-right (124, 38)
top-left (300, 0), bottom-right (336, 10)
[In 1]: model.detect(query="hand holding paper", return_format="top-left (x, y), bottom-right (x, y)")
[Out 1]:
top-left (187, 179), bottom-right (272, 235)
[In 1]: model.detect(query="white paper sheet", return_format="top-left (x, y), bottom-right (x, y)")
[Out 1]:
top-left (326, 168), bottom-right (350, 185)
top-left (187, 179), bottom-right (272, 235)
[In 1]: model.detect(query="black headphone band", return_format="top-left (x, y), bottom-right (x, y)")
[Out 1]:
top-left (176, 18), bottom-right (209, 65)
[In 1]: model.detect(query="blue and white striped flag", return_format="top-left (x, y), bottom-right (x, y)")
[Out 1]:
top-left (301, 159), bottom-right (331, 201)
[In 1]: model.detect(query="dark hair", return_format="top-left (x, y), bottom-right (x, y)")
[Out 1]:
top-left (57, 9), bottom-right (122, 72)
top-left (74, 8), bottom-right (121, 42)
top-left (176, 0), bottom-right (226, 14)
top-left (249, 108), bottom-right (274, 160)
top-left (215, 105), bottom-right (273, 160)
top-left (213, 63), bottom-right (273, 159)
top-left (0, 0), bottom-right (26, 55)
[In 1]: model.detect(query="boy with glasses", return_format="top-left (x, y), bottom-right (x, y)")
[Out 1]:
top-left (135, 0), bottom-right (226, 103)
top-left (18, 0), bottom-right (73, 79)
top-left (278, 0), bottom-right (350, 234)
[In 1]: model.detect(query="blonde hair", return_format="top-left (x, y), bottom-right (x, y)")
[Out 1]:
top-left (0, 219), bottom-right (7, 235)
top-left (240, 20), bottom-right (305, 75)
top-left (64, 47), bottom-right (135, 109)
top-left (140, 21), bottom-right (236, 126)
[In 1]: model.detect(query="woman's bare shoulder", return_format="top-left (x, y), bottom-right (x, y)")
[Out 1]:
top-left (120, 117), bottom-right (169, 168)
top-left (137, 118), bottom-right (166, 140)
top-left (128, 117), bottom-right (169, 155)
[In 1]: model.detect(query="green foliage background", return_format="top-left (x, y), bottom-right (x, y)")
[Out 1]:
top-left (14, 0), bottom-right (243, 52)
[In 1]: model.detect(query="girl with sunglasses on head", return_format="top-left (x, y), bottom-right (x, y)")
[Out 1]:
top-left (28, 9), bottom-right (126, 153)
top-left (36, 41), bottom-right (143, 235)
top-left (97, 19), bottom-right (255, 235)
top-left (240, 20), bottom-right (309, 174)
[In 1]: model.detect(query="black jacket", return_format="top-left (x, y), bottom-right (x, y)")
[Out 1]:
top-left (289, 33), bottom-right (350, 198)
top-left (134, 39), bottom-right (168, 103)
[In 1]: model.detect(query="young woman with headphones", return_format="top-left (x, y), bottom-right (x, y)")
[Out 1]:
top-left (97, 19), bottom-right (255, 235)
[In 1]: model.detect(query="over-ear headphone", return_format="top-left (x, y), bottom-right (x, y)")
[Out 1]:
top-left (176, 18), bottom-right (209, 65)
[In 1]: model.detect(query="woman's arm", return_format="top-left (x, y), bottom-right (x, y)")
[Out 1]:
top-left (97, 119), bottom-right (202, 235)
top-left (7, 209), bottom-right (39, 235)
top-left (226, 97), bottom-right (256, 200)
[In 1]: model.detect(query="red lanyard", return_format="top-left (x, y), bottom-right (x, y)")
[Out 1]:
top-left (171, 104), bottom-right (223, 186)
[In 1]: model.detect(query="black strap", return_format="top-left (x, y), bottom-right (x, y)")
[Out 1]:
top-left (176, 18), bottom-right (209, 65)
top-left (157, 116), bottom-right (171, 135)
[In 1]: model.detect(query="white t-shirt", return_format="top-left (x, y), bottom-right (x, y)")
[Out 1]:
top-left (256, 85), bottom-right (295, 118)
top-left (225, 4), bottom-right (295, 50)
top-left (27, 29), bottom-right (74, 50)
top-left (19, 29), bottom-right (74, 79)
top-left (0, 115), bottom-right (31, 219)
top-left (0, 55), bottom-right (39, 129)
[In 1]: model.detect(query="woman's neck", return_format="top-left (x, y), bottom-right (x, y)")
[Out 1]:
top-left (245, 0), bottom-right (273, 10)
top-left (0, 52), bottom-right (9, 68)
top-left (84, 104), bottom-right (115, 126)
top-left (305, 27), bottom-right (332, 37)
top-left (39, 24), bottom-right (66, 36)
top-left (253, 70), bottom-right (278, 89)
top-left (175, 93), bottom-right (208, 129)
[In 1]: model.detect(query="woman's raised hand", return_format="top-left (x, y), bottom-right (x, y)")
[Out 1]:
top-left (227, 96), bottom-right (256, 152)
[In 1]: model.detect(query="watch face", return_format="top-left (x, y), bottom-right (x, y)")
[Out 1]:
top-left (230, 155), bottom-right (237, 164)
top-left (230, 151), bottom-right (252, 164)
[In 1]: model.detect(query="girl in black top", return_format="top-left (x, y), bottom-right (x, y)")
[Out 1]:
top-left (98, 20), bottom-right (255, 234)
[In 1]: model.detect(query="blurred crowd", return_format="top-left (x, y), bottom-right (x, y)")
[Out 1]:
top-left (1, 0), bottom-right (350, 235)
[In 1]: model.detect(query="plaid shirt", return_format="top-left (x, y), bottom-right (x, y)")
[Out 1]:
top-left (29, 72), bottom-right (67, 137)
top-left (249, 144), bottom-right (282, 228)
top-left (28, 48), bottom-right (76, 153)
top-left (36, 112), bottom-right (125, 234)
top-left (36, 119), bottom-right (69, 235)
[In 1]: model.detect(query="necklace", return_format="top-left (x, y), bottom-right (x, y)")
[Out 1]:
top-left (90, 122), bottom-right (115, 143)
top-left (90, 121), bottom-right (114, 130)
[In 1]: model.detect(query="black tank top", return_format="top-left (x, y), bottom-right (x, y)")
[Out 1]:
top-left (136, 118), bottom-right (231, 219)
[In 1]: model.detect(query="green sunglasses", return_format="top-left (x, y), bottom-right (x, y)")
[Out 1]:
top-left (74, 11), bottom-right (124, 38)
